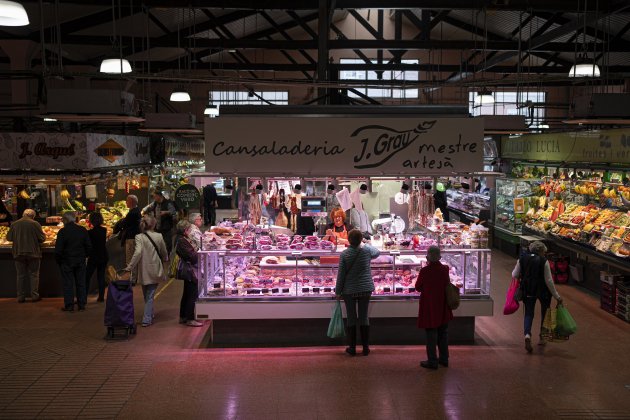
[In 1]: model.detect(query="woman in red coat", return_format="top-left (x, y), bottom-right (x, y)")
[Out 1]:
top-left (414, 246), bottom-right (453, 370)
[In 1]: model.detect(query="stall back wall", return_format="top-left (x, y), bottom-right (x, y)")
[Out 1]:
top-left (205, 117), bottom-right (484, 176)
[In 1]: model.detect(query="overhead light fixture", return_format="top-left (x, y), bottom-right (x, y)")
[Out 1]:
top-left (43, 117), bottom-right (57, 122)
top-left (228, 49), bottom-right (237, 53)
top-left (568, 54), bottom-right (600, 78)
top-left (100, 58), bottom-right (132, 74)
top-left (0, 1), bottom-right (29, 26)
top-left (204, 104), bottom-right (219, 117)
top-left (538, 123), bottom-right (550, 129)
top-left (475, 89), bottom-right (494, 105)
top-left (170, 89), bottom-right (191, 102)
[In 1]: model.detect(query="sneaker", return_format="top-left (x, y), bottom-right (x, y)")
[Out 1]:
top-left (186, 320), bottom-right (203, 327)
top-left (420, 361), bottom-right (438, 370)
top-left (141, 323), bottom-right (151, 327)
top-left (525, 336), bottom-right (533, 353)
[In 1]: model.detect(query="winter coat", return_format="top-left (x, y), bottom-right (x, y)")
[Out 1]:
top-left (126, 231), bottom-right (168, 286)
top-left (414, 261), bottom-right (454, 329)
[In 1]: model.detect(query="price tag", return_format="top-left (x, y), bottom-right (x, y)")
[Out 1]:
top-left (292, 251), bottom-right (302, 256)
top-left (389, 250), bottom-right (401, 256)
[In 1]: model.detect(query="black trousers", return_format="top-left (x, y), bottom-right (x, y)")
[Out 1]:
top-left (85, 259), bottom-right (107, 298)
top-left (425, 323), bottom-right (449, 364)
top-left (204, 205), bottom-right (216, 226)
top-left (179, 280), bottom-right (198, 321)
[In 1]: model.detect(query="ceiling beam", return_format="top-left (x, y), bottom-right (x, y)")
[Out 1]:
top-left (20, 0), bottom-right (624, 12)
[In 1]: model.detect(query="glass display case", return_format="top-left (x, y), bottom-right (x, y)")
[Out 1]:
top-left (446, 190), bottom-right (491, 219)
top-left (494, 178), bottom-right (542, 235)
top-left (197, 248), bottom-right (491, 300)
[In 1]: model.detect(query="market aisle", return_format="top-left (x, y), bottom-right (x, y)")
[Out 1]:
top-left (0, 250), bottom-right (629, 419)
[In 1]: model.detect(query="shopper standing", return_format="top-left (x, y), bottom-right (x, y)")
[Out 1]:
top-left (415, 246), bottom-right (453, 369)
top-left (85, 212), bottom-right (108, 302)
top-left (335, 229), bottom-right (380, 356)
top-left (512, 241), bottom-right (562, 353)
top-left (6, 209), bottom-right (45, 303)
top-left (187, 212), bottom-right (203, 250)
top-left (124, 215), bottom-right (167, 327)
top-left (55, 212), bottom-right (91, 312)
top-left (175, 220), bottom-right (203, 327)
top-left (0, 199), bottom-right (13, 226)
top-left (202, 184), bottom-right (218, 226)
top-left (113, 194), bottom-right (141, 268)
top-left (143, 190), bottom-right (176, 254)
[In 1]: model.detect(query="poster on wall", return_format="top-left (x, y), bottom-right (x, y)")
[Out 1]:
top-left (501, 129), bottom-right (630, 164)
top-left (205, 117), bottom-right (484, 176)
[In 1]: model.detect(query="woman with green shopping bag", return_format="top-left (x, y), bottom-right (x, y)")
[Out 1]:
top-left (335, 229), bottom-right (380, 356)
top-left (512, 241), bottom-right (563, 353)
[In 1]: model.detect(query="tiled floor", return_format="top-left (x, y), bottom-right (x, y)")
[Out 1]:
top-left (0, 250), bottom-right (629, 419)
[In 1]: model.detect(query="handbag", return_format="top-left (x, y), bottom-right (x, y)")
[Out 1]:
top-left (168, 250), bottom-right (181, 279)
top-left (445, 282), bottom-right (460, 310)
top-left (327, 300), bottom-right (345, 338)
top-left (555, 304), bottom-right (577, 336)
top-left (503, 278), bottom-right (520, 315)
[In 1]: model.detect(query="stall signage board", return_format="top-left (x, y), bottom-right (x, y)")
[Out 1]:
top-left (205, 117), bottom-right (483, 175)
top-left (0, 132), bottom-right (87, 170)
top-left (0, 133), bottom-right (151, 170)
top-left (501, 129), bottom-right (630, 164)
top-left (175, 184), bottom-right (201, 209)
top-left (86, 134), bottom-right (151, 168)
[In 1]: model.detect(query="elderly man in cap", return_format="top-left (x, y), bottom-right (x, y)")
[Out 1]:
top-left (143, 189), bottom-right (177, 254)
top-left (7, 209), bottom-right (45, 303)
top-left (414, 246), bottom-right (453, 370)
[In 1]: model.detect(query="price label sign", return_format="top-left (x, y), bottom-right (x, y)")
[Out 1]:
top-left (174, 184), bottom-right (201, 209)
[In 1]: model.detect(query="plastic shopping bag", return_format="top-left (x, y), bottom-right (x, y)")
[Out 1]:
top-left (327, 300), bottom-right (346, 339)
top-left (541, 307), bottom-right (556, 341)
top-left (503, 278), bottom-right (520, 315)
top-left (555, 304), bottom-right (577, 336)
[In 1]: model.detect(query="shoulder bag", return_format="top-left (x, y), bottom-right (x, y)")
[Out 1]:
top-left (143, 232), bottom-right (164, 271)
top-left (445, 281), bottom-right (461, 310)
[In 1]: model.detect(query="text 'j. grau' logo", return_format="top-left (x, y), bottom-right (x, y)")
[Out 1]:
top-left (95, 139), bottom-right (126, 163)
top-left (352, 121), bottom-right (437, 169)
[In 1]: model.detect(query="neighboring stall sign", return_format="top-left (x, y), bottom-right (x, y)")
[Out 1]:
top-left (501, 129), bottom-right (630, 164)
top-left (174, 184), bottom-right (201, 209)
top-left (0, 133), bottom-right (151, 170)
top-left (205, 117), bottom-right (484, 175)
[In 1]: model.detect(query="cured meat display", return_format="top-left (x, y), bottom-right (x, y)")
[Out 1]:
top-left (197, 227), bottom-right (490, 299)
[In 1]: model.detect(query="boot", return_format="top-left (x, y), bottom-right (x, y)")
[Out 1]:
top-left (345, 326), bottom-right (357, 355)
top-left (360, 325), bottom-right (370, 356)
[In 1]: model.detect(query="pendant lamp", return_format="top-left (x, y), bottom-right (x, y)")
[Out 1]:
top-left (475, 88), bottom-right (494, 105)
top-left (170, 89), bottom-right (191, 102)
top-left (204, 104), bottom-right (219, 117)
top-left (0, 1), bottom-right (29, 26)
top-left (568, 53), bottom-right (601, 78)
top-left (100, 58), bottom-right (132, 74)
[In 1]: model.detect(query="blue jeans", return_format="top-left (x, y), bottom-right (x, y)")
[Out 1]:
top-left (60, 262), bottom-right (86, 309)
top-left (141, 284), bottom-right (158, 325)
top-left (343, 293), bottom-right (371, 327)
top-left (523, 296), bottom-right (551, 337)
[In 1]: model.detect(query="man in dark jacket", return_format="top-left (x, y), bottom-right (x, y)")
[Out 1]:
top-left (7, 209), bottom-right (45, 303)
top-left (55, 212), bottom-right (92, 312)
top-left (142, 190), bottom-right (176, 254)
top-left (202, 184), bottom-right (218, 226)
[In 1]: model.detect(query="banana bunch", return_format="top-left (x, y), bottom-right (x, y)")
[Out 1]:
top-left (60, 189), bottom-right (71, 199)
top-left (18, 189), bottom-right (30, 200)
top-left (603, 188), bottom-right (618, 199)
